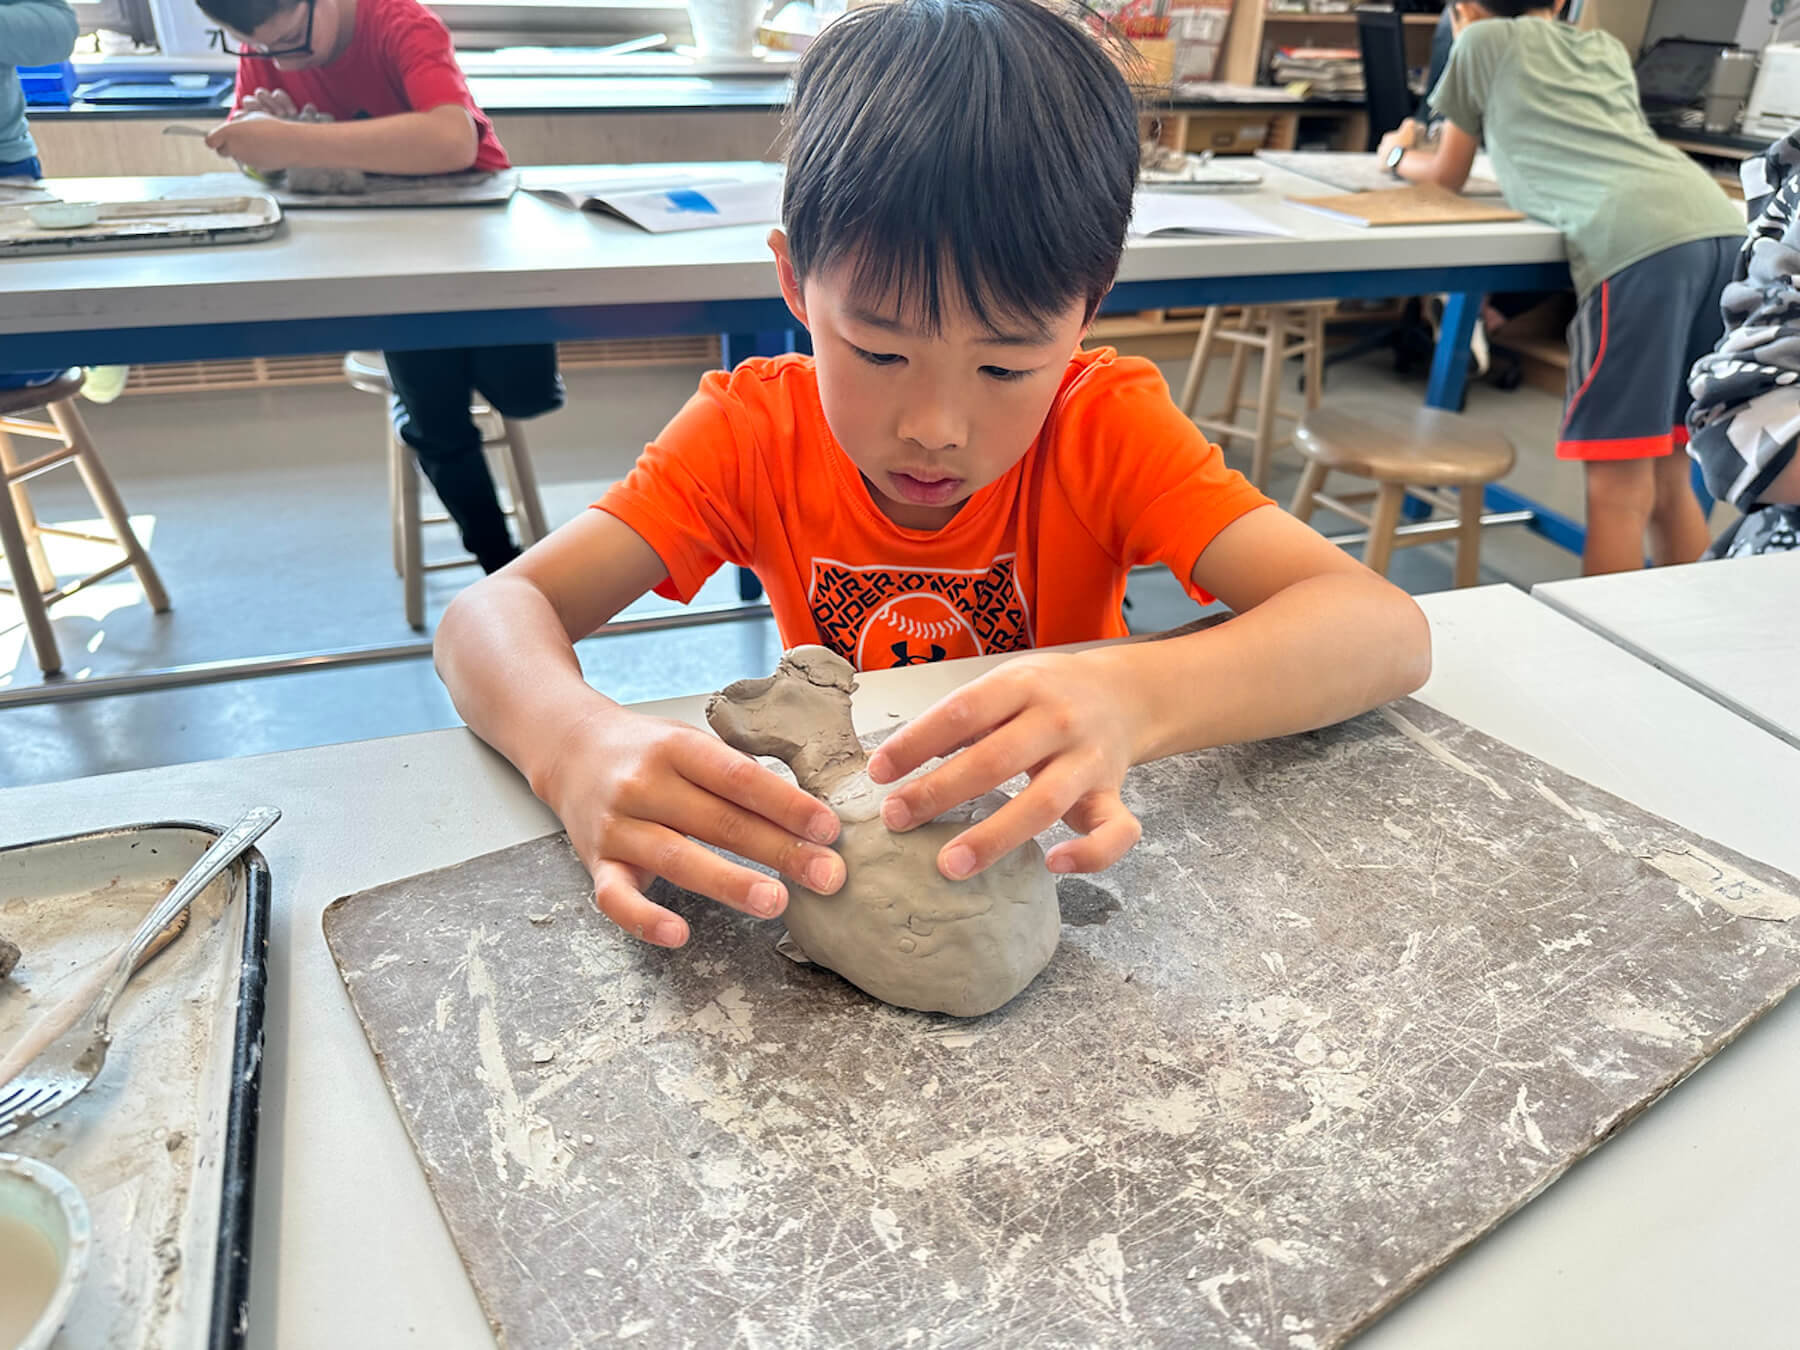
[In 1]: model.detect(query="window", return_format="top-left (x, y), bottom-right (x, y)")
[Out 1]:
top-left (72, 0), bottom-right (159, 46)
top-left (425, 0), bottom-right (689, 49)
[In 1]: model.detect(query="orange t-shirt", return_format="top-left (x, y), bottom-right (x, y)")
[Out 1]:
top-left (596, 348), bottom-right (1270, 672)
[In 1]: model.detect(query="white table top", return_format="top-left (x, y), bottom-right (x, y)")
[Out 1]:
top-left (5, 584), bottom-right (1797, 1349)
top-left (0, 162), bottom-right (1566, 339)
top-left (1536, 552), bottom-right (1800, 752)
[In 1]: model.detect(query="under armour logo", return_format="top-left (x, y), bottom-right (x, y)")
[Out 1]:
top-left (890, 641), bottom-right (946, 666)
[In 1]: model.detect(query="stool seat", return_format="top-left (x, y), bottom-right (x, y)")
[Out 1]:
top-left (1294, 401), bottom-right (1516, 486)
top-left (0, 370), bottom-right (85, 416)
top-left (1290, 401), bottom-right (1517, 588)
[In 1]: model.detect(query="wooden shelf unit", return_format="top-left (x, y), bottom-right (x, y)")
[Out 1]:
top-left (1220, 1), bottom-right (1441, 85)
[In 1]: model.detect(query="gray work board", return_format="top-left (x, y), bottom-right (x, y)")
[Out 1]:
top-left (323, 697), bottom-right (1800, 1348)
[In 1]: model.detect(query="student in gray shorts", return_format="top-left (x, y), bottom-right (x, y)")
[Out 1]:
top-left (1377, 0), bottom-right (1743, 575)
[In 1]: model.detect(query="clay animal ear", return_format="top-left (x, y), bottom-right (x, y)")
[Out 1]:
top-left (706, 645), bottom-right (868, 799)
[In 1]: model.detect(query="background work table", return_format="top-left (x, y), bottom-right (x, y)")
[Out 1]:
top-left (1, 585), bottom-right (1797, 1349)
top-left (0, 162), bottom-right (1567, 368)
top-left (29, 79), bottom-right (1365, 178)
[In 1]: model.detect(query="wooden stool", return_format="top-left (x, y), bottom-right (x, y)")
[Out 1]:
top-left (344, 352), bottom-right (550, 631)
top-left (0, 370), bottom-right (169, 676)
top-left (1291, 400), bottom-right (1516, 586)
top-left (1177, 301), bottom-right (1332, 491)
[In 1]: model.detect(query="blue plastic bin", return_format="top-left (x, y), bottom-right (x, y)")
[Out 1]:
top-left (20, 63), bottom-right (80, 108)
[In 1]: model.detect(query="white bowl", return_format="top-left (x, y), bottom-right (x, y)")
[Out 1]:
top-left (0, 1154), bottom-right (90, 1350)
top-left (25, 202), bottom-right (102, 231)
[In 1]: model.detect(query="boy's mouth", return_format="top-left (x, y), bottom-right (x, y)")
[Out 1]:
top-left (888, 470), bottom-right (964, 507)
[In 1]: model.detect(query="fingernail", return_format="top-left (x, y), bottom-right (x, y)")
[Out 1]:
top-left (941, 845), bottom-right (976, 880)
top-left (867, 753), bottom-right (891, 784)
top-left (652, 920), bottom-right (685, 947)
top-left (749, 882), bottom-right (784, 917)
top-left (808, 813), bottom-right (839, 845)
top-left (883, 798), bottom-right (912, 831)
top-left (807, 857), bottom-right (843, 893)
top-left (1048, 853), bottom-right (1076, 874)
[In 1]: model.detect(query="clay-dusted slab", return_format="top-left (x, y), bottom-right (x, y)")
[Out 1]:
top-left (323, 698), bottom-right (1800, 1348)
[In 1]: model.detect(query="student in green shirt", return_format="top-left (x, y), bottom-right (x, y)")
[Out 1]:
top-left (1379, 1), bottom-right (1744, 575)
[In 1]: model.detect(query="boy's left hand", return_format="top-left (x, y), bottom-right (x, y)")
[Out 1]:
top-left (1377, 118), bottom-right (1422, 161)
top-left (205, 112), bottom-right (302, 172)
top-left (866, 651), bottom-right (1146, 882)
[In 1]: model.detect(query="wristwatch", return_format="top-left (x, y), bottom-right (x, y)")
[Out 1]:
top-left (1385, 141), bottom-right (1408, 178)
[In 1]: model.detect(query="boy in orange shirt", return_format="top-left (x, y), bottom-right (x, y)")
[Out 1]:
top-left (435, 0), bottom-right (1431, 948)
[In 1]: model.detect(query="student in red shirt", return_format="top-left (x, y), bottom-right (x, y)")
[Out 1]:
top-left (197, 0), bottom-right (562, 575)
top-left (435, 0), bottom-right (1432, 949)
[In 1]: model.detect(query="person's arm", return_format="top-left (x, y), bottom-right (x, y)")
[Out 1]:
top-left (0, 0), bottom-right (80, 68)
top-left (1380, 117), bottom-right (1478, 192)
top-left (435, 509), bottom-right (847, 949)
top-left (1688, 145), bottom-right (1800, 510)
top-left (1761, 458), bottom-right (1800, 505)
top-left (204, 103), bottom-right (477, 174)
top-left (868, 508), bottom-right (1429, 881)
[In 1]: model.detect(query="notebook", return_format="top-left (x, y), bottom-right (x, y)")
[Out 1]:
top-left (1286, 185), bottom-right (1526, 228)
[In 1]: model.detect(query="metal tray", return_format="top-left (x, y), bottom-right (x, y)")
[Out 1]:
top-left (0, 821), bottom-right (270, 1350)
top-left (268, 168), bottom-right (519, 209)
top-left (0, 196), bottom-right (282, 257)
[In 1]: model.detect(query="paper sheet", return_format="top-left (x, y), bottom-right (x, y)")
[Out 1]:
top-left (1128, 191), bottom-right (1293, 238)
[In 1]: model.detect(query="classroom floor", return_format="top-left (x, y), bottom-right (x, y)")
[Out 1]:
top-left (1, 348), bottom-right (1594, 790)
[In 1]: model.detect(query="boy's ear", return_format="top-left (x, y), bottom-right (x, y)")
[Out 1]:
top-left (768, 228), bottom-right (810, 329)
top-left (1083, 281), bottom-right (1115, 336)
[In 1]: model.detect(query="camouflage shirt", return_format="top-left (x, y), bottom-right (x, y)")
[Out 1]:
top-left (1687, 132), bottom-right (1800, 558)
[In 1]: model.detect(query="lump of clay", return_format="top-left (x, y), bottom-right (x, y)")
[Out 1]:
top-left (706, 646), bottom-right (1060, 1017)
top-left (0, 935), bottom-right (16, 981)
top-left (284, 166), bottom-right (368, 195)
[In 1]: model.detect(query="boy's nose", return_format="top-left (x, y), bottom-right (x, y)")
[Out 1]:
top-left (897, 401), bottom-right (967, 453)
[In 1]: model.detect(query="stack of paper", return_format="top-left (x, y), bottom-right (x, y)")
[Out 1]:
top-left (1270, 46), bottom-right (1365, 96)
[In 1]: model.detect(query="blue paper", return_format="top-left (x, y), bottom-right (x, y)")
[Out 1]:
top-left (664, 189), bottom-right (721, 215)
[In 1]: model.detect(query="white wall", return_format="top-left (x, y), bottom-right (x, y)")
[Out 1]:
top-left (1734, 0), bottom-right (1800, 49)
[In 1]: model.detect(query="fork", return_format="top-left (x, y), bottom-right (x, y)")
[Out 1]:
top-left (0, 806), bottom-right (280, 1138)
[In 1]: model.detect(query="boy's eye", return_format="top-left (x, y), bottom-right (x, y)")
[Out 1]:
top-left (981, 365), bottom-right (1031, 382)
top-left (851, 345), bottom-right (904, 368)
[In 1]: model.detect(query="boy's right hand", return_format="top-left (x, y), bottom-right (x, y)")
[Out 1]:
top-left (538, 705), bottom-right (846, 949)
top-left (237, 89), bottom-right (330, 123)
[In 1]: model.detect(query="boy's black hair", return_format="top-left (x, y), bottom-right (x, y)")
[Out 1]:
top-left (782, 0), bottom-right (1139, 335)
top-left (195, 0), bottom-right (290, 35)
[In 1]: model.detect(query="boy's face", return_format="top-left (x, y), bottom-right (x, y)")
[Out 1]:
top-left (770, 231), bottom-right (1092, 532)
top-left (228, 0), bottom-right (343, 68)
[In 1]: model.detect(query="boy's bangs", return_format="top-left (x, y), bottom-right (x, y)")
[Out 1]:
top-left (825, 215), bottom-right (1087, 340)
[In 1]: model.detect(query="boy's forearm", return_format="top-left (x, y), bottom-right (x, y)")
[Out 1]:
top-left (1098, 573), bottom-right (1431, 764)
top-left (276, 109), bottom-right (478, 175)
top-left (435, 578), bottom-right (619, 797)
